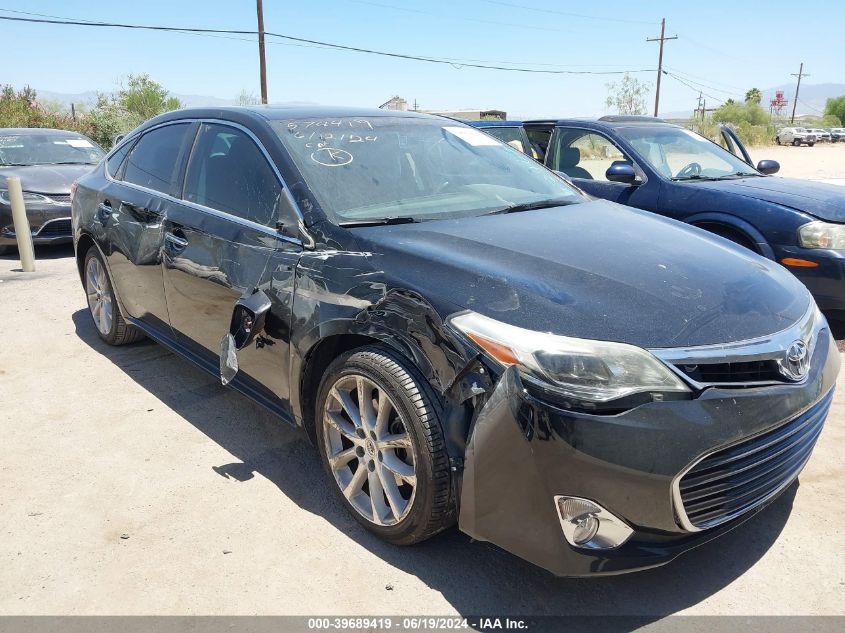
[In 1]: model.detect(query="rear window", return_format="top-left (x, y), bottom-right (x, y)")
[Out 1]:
top-left (122, 123), bottom-right (192, 195)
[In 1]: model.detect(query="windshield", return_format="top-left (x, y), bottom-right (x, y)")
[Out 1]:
top-left (272, 116), bottom-right (583, 223)
top-left (0, 132), bottom-right (105, 166)
top-left (617, 126), bottom-right (759, 180)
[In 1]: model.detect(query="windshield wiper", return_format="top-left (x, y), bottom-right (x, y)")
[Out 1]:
top-left (714, 171), bottom-right (761, 179)
top-left (51, 161), bottom-right (96, 165)
top-left (671, 174), bottom-right (720, 182)
top-left (485, 198), bottom-right (577, 215)
top-left (338, 216), bottom-right (419, 228)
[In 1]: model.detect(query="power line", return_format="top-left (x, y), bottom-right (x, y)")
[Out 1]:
top-left (663, 70), bottom-right (725, 105)
top-left (348, 0), bottom-right (564, 34)
top-left (0, 12), bottom-right (655, 76)
top-left (480, 0), bottom-right (658, 25)
top-left (661, 66), bottom-right (745, 94)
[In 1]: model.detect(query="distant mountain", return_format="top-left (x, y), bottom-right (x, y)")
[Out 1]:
top-left (759, 83), bottom-right (844, 117)
top-left (661, 83), bottom-right (845, 120)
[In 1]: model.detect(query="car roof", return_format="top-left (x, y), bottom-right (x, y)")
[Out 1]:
top-left (469, 120), bottom-right (525, 127)
top-left (154, 105), bottom-right (437, 123)
top-left (0, 127), bottom-right (90, 136)
top-left (523, 115), bottom-right (675, 129)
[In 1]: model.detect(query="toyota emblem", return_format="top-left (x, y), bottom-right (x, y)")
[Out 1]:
top-left (780, 340), bottom-right (809, 381)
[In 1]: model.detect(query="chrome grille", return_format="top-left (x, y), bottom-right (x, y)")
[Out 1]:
top-left (36, 218), bottom-right (72, 237)
top-left (677, 390), bottom-right (832, 530)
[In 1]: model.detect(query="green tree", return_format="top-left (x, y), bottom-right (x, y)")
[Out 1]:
top-left (84, 74), bottom-right (182, 148)
top-left (0, 85), bottom-right (88, 134)
top-left (712, 100), bottom-right (769, 126)
top-left (118, 74), bottom-right (182, 120)
top-left (605, 74), bottom-right (650, 115)
top-left (237, 89), bottom-right (260, 106)
top-left (824, 96), bottom-right (845, 125)
top-left (745, 88), bottom-right (762, 104)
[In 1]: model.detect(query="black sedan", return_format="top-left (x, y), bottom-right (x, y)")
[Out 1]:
top-left (72, 106), bottom-right (838, 576)
top-left (0, 128), bottom-right (105, 255)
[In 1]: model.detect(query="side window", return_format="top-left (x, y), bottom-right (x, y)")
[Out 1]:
top-left (122, 123), bottom-right (192, 195)
top-left (183, 123), bottom-right (284, 228)
top-left (106, 140), bottom-right (133, 178)
top-left (483, 127), bottom-right (526, 154)
top-left (551, 130), bottom-right (631, 181)
top-left (525, 126), bottom-right (552, 162)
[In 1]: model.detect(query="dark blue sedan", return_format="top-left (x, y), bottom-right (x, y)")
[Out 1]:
top-left (472, 116), bottom-right (845, 314)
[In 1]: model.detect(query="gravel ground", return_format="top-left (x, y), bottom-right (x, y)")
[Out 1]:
top-left (0, 247), bottom-right (844, 618)
top-left (747, 142), bottom-right (845, 181)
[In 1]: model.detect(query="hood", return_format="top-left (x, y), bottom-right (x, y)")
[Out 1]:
top-left (353, 200), bottom-right (811, 349)
top-left (692, 176), bottom-right (845, 222)
top-left (0, 164), bottom-right (96, 194)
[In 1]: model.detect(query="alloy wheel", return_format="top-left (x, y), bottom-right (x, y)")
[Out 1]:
top-left (85, 257), bottom-right (114, 336)
top-left (322, 374), bottom-right (417, 526)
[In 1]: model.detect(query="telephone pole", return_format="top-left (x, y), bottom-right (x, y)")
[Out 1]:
top-left (790, 63), bottom-right (809, 124)
top-left (696, 92), bottom-right (703, 119)
top-left (256, 0), bottom-right (268, 104)
top-left (647, 18), bottom-right (677, 118)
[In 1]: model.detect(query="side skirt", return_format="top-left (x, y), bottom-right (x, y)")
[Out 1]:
top-left (126, 317), bottom-right (296, 426)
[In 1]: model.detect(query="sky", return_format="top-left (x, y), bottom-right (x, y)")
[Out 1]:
top-left (1, 0), bottom-right (840, 118)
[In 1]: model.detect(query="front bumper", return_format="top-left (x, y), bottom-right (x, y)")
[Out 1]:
top-left (459, 325), bottom-right (839, 576)
top-left (0, 203), bottom-right (73, 247)
top-left (775, 244), bottom-right (845, 311)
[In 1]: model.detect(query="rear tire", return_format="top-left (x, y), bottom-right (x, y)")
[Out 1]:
top-left (315, 346), bottom-right (454, 545)
top-left (84, 246), bottom-right (144, 346)
top-left (792, 139), bottom-right (801, 146)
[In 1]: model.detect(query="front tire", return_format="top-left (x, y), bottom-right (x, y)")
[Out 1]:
top-left (84, 246), bottom-right (143, 346)
top-left (792, 139), bottom-right (801, 146)
top-left (315, 346), bottom-right (454, 545)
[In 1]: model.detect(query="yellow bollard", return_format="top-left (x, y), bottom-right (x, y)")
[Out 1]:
top-left (6, 176), bottom-right (35, 272)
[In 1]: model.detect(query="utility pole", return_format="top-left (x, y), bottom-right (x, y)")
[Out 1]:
top-left (790, 62), bottom-right (809, 124)
top-left (647, 18), bottom-right (677, 118)
top-left (256, 0), bottom-right (268, 104)
top-left (696, 92), bottom-right (703, 119)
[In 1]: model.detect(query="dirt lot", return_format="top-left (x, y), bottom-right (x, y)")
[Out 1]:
top-left (751, 142), bottom-right (845, 182)
top-left (1, 245), bottom-right (844, 618)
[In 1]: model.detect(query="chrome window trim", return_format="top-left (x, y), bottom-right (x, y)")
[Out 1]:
top-left (670, 386), bottom-right (832, 532)
top-left (650, 303), bottom-right (821, 389)
top-left (103, 117), bottom-right (306, 247)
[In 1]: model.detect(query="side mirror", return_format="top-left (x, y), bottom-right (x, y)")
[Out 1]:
top-left (606, 161), bottom-right (639, 184)
top-left (219, 289), bottom-right (272, 385)
top-left (229, 289), bottom-right (272, 350)
top-left (756, 159), bottom-right (780, 175)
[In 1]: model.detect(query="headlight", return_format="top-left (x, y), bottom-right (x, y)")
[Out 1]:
top-left (0, 189), bottom-right (52, 205)
top-left (448, 311), bottom-right (690, 404)
top-left (798, 221), bottom-right (845, 249)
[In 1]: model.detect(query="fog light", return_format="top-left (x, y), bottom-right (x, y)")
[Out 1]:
top-left (554, 496), bottom-right (634, 550)
top-left (572, 515), bottom-right (599, 544)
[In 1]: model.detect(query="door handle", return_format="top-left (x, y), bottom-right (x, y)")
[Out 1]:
top-left (164, 232), bottom-right (188, 253)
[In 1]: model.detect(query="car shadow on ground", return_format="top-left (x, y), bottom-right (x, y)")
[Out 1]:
top-left (72, 309), bottom-right (797, 622)
top-left (0, 243), bottom-right (75, 262)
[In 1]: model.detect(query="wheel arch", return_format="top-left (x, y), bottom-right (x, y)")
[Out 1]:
top-left (686, 212), bottom-right (775, 259)
top-left (292, 290), bottom-right (478, 452)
